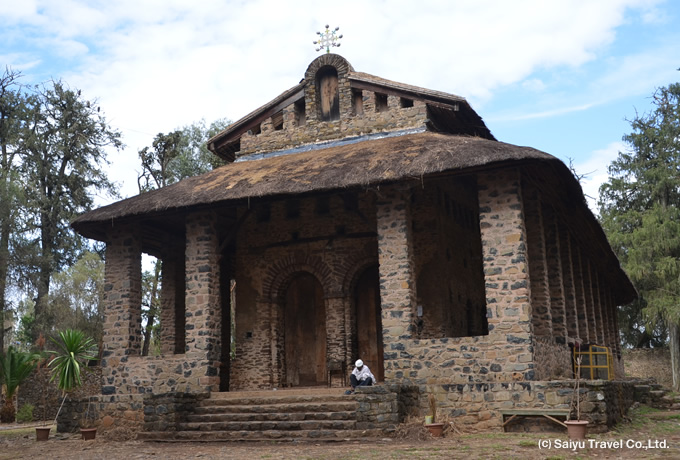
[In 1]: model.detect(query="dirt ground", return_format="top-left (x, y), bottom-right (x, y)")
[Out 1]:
top-left (2, 406), bottom-right (679, 460)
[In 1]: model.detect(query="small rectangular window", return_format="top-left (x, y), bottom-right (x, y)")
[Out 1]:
top-left (294, 99), bottom-right (306, 127)
top-left (286, 200), bottom-right (300, 219)
top-left (272, 111), bottom-right (284, 131)
top-left (375, 93), bottom-right (388, 112)
top-left (249, 123), bottom-right (261, 135)
top-left (255, 203), bottom-right (271, 223)
top-left (315, 196), bottom-right (330, 215)
top-left (352, 89), bottom-right (364, 115)
top-left (400, 97), bottom-right (414, 108)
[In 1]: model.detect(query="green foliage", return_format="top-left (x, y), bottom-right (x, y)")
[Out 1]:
top-left (599, 82), bottom-right (680, 346)
top-left (15, 403), bottom-right (34, 423)
top-left (48, 330), bottom-right (96, 392)
top-left (0, 346), bottom-right (39, 422)
top-left (48, 251), bottom-right (105, 345)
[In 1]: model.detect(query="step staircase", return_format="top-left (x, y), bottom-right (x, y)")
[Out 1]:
top-left (140, 388), bottom-right (386, 442)
top-left (633, 382), bottom-right (680, 410)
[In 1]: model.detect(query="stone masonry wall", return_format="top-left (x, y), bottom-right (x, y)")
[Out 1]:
top-left (418, 379), bottom-right (635, 432)
top-left (378, 168), bottom-right (535, 388)
top-left (229, 191), bottom-right (378, 390)
top-left (237, 54), bottom-right (427, 157)
top-left (99, 213), bottom-right (223, 396)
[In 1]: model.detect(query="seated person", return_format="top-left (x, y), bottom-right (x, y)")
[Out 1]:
top-left (345, 359), bottom-right (375, 394)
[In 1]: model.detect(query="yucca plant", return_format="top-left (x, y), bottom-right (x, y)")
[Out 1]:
top-left (48, 330), bottom-right (97, 425)
top-left (0, 346), bottom-right (39, 423)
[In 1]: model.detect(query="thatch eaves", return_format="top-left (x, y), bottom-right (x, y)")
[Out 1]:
top-left (72, 131), bottom-right (636, 305)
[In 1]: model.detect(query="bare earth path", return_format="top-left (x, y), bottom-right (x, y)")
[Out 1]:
top-left (2, 406), bottom-right (679, 459)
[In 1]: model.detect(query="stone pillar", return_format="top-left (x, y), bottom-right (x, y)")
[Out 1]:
top-left (160, 253), bottom-right (178, 355)
top-left (478, 169), bottom-right (532, 358)
top-left (101, 226), bottom-right (142, 394)
top-left (584, 260), bottom-right (599, 344)
top-left (523, 186), bottom-right (553, 338)
top-left (376, 186), bottom-right (416, 380)
top-left (184, 211), bottom-right (221, 391)
top-left (572, 244), bottom-right (590, 341)
top-left (543, 206), bottom-right (567, 344)
top-left (592, 270), bottom-right (606, 344)
top-left (559, 230), bottom-right (579, 340)
top-left (325, 295), bottom-right (346, 363)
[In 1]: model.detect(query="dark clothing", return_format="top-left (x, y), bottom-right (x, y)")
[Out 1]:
top-left (350, 373), bottom-right (373, 389)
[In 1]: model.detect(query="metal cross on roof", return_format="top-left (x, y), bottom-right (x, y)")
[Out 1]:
top-left (314, 25), bottom-right (342, 53)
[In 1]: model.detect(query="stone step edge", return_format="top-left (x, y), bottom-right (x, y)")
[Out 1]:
top-left (186, 412), bottom-right (356, 422)
top-left (139, 428), bottom-right (387, 442)
top-left (201, 396), bottom-right (353, 406)
top-left (195, 402), bottom-right (358, 413)
top-left (177, 420), bottom-right (357, 431)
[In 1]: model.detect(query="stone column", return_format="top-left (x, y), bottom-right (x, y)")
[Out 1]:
top-left (559, 230), bottom-right (579, 340)
top-left (572, 244), bottom-right (590, 341)
top-left (592, 270), bottom-right (606, 344)
top-left (101, 226), bottom-right (142, 394)
top-left (523, 186), bottom-right (553, 339)
top-left (160, 253), bottom-right (178, 355)
top-left (584, 260), bottom-right (599, 344)
top-left (376, 186), bottom-right (416, 381)
top-left (478, 169), bottom-right (533, 378)
top-left (184, 211), bottom-right (221, 392)
top-left (543, 206), bottom-right (567, 344)
top-left (325, 295), bottom-right (346, 362)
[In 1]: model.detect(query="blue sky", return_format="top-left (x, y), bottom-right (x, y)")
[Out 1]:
top-left (2, 0), bottom-right (679, 210)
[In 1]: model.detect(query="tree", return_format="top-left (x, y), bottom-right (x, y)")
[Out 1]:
top-left (0, 346), bottom-right (39, 422)
top-left (0, 67), bottom-right (28, 352)
top-left (48, 251), bottom-right (106, 347)
top-left (20, 81), bottom-right (122, 340)
top-left (599, 82), bottom-right (680, 391)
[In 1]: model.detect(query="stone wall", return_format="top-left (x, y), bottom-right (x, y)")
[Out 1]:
top-left (417, 379), bottom-right (635, 432)
top-left (57, 393), bottom-right (144, 434)
top-left (143, 392), bottom-right (208, 432)
top-left (17, 366), bottom-right (101, 423)
top-left (354, 386), bottom-right (399, 430)
top-left (237, 54), bottom-right (428, 157)
top-left (230, 190), bottom-right (378, 390)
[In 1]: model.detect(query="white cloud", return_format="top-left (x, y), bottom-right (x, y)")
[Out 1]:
top-left (0, 0), bottom-right (671, 199)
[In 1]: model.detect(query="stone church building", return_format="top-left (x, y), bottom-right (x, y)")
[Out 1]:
top-left (71, 54), bottom-right (636, 434)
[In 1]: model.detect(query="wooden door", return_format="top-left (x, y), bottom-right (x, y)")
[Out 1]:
top-left (355, 266), bottom-right (384, 381)
top-left (284, 273), bottom-right (326, 386)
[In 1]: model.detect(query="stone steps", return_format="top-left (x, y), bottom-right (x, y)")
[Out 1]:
top-left (179, 419), bottom-right (357, 431)
top-left (187, 410), bottom-right (355, 422)
top-left (634, 382), bottom-right (680, 409)
top-left (139, 428), bottom-right (386, 442)
top-left (194, 401), bottom-right (356, 414)
top-left (142, 388), bottom-right (371, 443)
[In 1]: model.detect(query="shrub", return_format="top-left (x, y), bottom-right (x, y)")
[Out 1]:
top-left (16, 404), bottom-right (34, 423)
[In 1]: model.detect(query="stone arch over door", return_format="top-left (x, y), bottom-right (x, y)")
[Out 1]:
top-left (264, 254), bottom-right (335, 387)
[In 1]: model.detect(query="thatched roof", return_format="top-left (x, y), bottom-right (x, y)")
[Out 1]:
top-left (72, 131), bottom-right (636, 304)
top-left (74, 132), bottom-right (550, 229)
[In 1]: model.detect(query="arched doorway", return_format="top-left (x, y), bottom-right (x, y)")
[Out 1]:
top-left (354, 265), bottom-right (384, 381)
top-left (284, 272), bottom-right (327, 386)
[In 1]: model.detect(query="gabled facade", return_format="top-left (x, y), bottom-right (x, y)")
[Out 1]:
top-left (71, 54), bottom-right (635, 431)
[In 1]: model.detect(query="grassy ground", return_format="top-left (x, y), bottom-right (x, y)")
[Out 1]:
top-left (1, 406), bottom-right (678, 459)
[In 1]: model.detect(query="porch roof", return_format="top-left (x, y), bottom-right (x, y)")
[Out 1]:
top-left (71, 131), bottom-right (636, 305)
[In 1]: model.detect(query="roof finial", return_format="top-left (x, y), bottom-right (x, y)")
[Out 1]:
top-left (314, 25), bottom-right (342, 53)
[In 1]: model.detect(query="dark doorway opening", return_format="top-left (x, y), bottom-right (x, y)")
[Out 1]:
top-left (284, 273), bottom-right (327, 386)
top-left (354, 265), bottom-right (384, 381)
